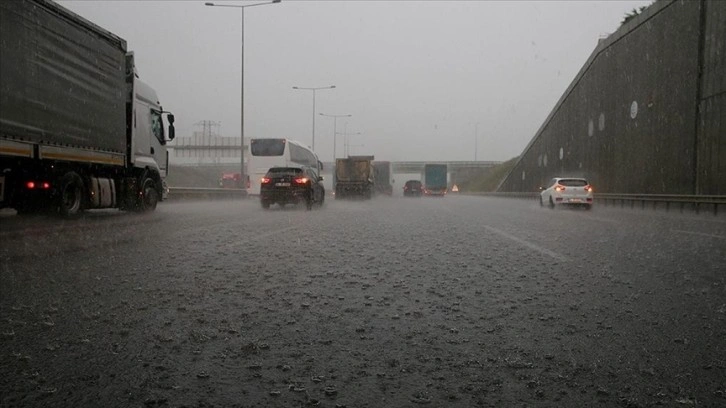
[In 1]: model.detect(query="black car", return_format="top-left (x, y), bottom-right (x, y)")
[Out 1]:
top-left (259, 166), bottom-right (325, 210)
top-left (403, 180), bottom-right (423, 197)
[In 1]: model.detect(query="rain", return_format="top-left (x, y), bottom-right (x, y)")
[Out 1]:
top-left (1, 1), bottom-right (725, 407)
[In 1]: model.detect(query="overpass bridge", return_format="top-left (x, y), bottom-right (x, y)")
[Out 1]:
top-left (320, 160), bottom-right (501, 174)
top-left (320, 160), bottom-right (503, 188)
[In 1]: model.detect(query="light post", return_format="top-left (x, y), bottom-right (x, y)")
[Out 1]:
top-left (205, 0), bottom-right (281, 186)
top-left (319, 113), bottom-right (351, 162)
top-left (292, 85), bottom-right (336, 151)
top-left (474, 122), bottom-right (479, 161)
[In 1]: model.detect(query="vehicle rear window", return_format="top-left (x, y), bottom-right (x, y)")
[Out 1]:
top-left (559, 179), bottom-right (588, 186)
top-left (406, 181), bottom-right (421, 187)
top-left (266, 167), bottom-right (302, 177)
top-left (251, 139), bottom-right (286, 156)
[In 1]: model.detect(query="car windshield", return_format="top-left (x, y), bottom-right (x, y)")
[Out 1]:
top-left (266, 167), bottom-right (303, 177)
top-left (559, 179), bottom-right (588, 187)
top-left (251, 138), bottom-right (286, 156)
top-left (2, 1), bottom-right (724, 407)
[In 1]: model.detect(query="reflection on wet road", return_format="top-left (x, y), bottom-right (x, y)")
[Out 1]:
top-left (2, 196), bottom-right (725, 407)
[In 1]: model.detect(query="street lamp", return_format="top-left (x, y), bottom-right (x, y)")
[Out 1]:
top-left (319, 113), bottom-right (351, 162)
top-left (205, 0), bottom-right (281, 187)
top-left (292, 85), bottom-right (336, 151)
top-left (474, 122), bottom-right (479, 161)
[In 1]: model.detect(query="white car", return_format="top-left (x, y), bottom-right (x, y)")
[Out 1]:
top-left (540, 177), bottom-right (593, 209)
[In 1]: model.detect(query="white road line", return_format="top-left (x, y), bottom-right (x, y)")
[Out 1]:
top-left (483, 225), bottom-right (570, 263)
top-left (672, 230), bottom-right (726, 240)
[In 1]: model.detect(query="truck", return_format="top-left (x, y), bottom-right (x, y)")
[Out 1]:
top-left (422, 164), bottom-right (448, 196)
top-left (335, 156), bottom-right (375, 199)
top-left (219, 172), bottom-right (242, 189)
top-left (0, 0), bottom-right (175, 216)
top-left (373, 161), bottom-right (393, 196)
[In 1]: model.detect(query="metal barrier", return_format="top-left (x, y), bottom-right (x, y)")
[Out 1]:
top-left (595, 194), bottom-right (726, 216)
top-left (167, 187), bottom-right (247, 200)
top-left (460, 192), bottom-right (726, 215)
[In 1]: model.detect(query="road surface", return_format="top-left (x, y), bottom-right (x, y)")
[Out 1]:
top-left (1, 196), bottom-right (725, 407)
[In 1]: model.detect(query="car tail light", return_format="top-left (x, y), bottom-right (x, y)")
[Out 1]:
top-left (584, 185), bottom-right (593, 192)
top-left (261, 177), bottom-right (271, 184)
top-left (42, 182), bottom-right (51, 189)
top-left (294, 177), bottom-right (308, 184)
top-left (555, 185), bottom-right (565, 192)
top-left (26, 181), bottom-right (35, 189)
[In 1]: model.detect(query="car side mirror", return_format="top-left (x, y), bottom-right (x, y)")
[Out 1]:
top-left (167, 113), bottom-right (176, 141)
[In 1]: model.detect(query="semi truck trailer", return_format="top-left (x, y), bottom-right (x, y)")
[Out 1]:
top-left (0, 0), bottom-right (175, 216)
top-left (335, 156), bottom-right (375, 199)
top-left (422, 164), bottom-right (448, 196)
top-left (373, 161), bottom-right (393, 196)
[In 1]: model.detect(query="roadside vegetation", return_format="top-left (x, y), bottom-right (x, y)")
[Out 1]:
top-left (458, 156), bottom-right (519, 192)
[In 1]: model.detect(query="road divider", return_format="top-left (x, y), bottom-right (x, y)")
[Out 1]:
top-left (460, 192), bottom-right (726, 216)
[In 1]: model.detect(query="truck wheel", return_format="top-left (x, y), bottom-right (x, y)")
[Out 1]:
top-left (58, 172), bottom-right (84, 217)
top-left (137, 177), bottom-right (158, 212)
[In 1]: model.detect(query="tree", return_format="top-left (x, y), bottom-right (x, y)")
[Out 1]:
top-left (621, 6), bottom-right (649, 26)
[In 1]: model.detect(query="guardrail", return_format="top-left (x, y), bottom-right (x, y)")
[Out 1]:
top-left (459, 192), bottom-right (726, 216)
top-left (595, 193), bottom-right (726, 216)
top-left (167, 187), bottom-right (247, 200)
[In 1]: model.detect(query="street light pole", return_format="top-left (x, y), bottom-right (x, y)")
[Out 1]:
top-left (205, 0), bottom-right (281, 187)
top-left (292, 85), bottom-right (336, 151)
top-left (319, 113), bottom-right (351, 162)
top-left (474, 122), bottom-right (479, 161)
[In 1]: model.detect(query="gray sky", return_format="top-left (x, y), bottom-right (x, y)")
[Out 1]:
top-left (60, 0), bottom-right (651, 162)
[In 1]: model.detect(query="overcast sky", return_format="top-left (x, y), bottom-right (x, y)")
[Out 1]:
top-left (60, 0), bottom-right (651, 163)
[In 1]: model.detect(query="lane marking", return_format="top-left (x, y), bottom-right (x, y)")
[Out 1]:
top-left (437, 203), bottom-right (569, 262)
top-left (483, 225), bottom-right (570, 263)
top-left (672, 230), bottom-right (726, 240)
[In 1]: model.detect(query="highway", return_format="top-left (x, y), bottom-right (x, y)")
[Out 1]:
top-left (1, 196), bottom-right (725, 407)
